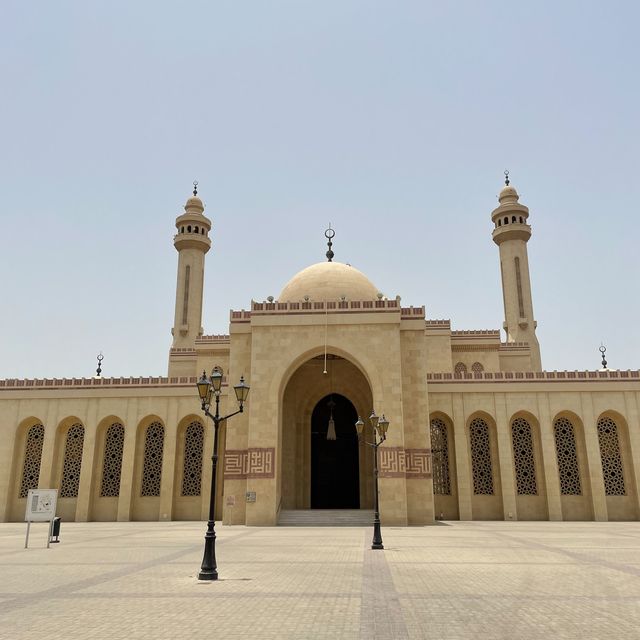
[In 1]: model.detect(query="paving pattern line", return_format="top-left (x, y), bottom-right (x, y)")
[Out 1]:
top-left (488, 528), bottom-right (640, 579)
top-left (360, 531), bottom-right (410, 640)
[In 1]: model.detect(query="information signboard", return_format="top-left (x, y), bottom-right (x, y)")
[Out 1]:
top-left (24, 489), bottom-right (58, 548)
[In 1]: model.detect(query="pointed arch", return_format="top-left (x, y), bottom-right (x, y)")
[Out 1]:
top-left (595, 411), bottom-right (639, 520)
top-left (467, 412), bottom-right (503, 520)
top-left (552, 411), bottom-right (593, 521)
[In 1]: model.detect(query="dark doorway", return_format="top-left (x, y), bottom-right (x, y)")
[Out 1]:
top-left (311, 394), bottom-right (360, 509)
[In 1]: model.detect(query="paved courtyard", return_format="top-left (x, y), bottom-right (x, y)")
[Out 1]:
top-left (0, 521), bottom-right (639, 639)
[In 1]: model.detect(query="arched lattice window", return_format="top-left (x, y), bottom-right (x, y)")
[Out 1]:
top-left (469, 417), bottom-right (494, 495)
top-left (511, 417), bottom-right (537, 495)
top-left (60, 424), bottom-right (85, 498)
top-left (19, 424), bottom-right (44, 498)
top-left (430, 418), bottom-right (451, 495)
top-left (597, 416), bottom-right (626, 496)
top-left (454, 362), bottom-right (467, 375)
top-left (553, 417), bottom-right (582, 495)
top-left (100, 423), bottom-right (125, 497)
top-left (141, 421), bottom-right (164, 497)
top-left (471, 362), bottom-right (484, 373)
top-left (181, 420), bottom-right (204, 496)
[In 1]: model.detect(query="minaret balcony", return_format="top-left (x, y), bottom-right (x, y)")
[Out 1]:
top-left (492, 224), bottom-right (531, 245)
top-left (173, 234), bottom-right (211, 252)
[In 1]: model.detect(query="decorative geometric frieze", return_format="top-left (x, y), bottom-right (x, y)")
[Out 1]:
top-left (223, 448), bottom-right (275, 479)
top-left (378, 447), bottom-right (432, 479)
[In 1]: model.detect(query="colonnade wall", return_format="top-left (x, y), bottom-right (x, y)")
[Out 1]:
top-left (428, 379), bottom-right (640, 521)
top-left (0, 382), bottom-right (234, 523)
top-left (1, 376), bottom-right (639, 523)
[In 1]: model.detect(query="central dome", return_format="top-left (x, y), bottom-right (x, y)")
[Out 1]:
top-left (279, 261), bottom-right (379, 302)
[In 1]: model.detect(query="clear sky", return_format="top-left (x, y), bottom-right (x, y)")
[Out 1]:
top-left (1, 1), bottom-right (639, 379)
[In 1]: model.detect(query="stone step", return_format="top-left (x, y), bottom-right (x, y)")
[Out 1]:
top-left (278, 509), bottom-right (374, 526)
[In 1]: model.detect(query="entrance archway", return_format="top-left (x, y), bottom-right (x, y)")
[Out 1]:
top-left (280, 353), bottom-right (374, 511)
top-left (311, 394), bottom-right (359, 508)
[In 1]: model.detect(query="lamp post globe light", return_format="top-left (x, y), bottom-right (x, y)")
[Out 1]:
top-left (355, 410), bottom-right (389, 550)
top-left (196, 366), bottom-right (249, 581)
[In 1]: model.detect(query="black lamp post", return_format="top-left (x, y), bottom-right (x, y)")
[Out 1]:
top-left (196, 366), bottom-right (250, 581)
top-left (355, 411), bottom-right (390, 550)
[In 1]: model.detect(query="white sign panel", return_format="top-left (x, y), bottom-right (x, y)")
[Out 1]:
top-left (25, 489), bottom-right (58, 522)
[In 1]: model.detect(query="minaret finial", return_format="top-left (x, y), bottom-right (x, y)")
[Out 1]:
top-left (96, 352), bottom-right (104, 378)
top-left (325, 224), bottom-right (335, 262)
top-left (504, 169), bottom-right (510, 186)
top-left (193, 180), bottom-right (198, 196)
top-left (599, 343), bottom-right (608, 370)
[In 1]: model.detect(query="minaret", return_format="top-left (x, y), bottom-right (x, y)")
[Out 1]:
top-left (491, 173), bottom-right (542, 370)
top-left (169, 183), bottom-right (211, 376)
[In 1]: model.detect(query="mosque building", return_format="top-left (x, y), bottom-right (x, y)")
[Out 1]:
top-left (1, 178), bottom-right (639, 525)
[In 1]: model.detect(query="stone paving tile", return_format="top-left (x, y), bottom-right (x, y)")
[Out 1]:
top-left (0, 521), bottom-right (639, 639)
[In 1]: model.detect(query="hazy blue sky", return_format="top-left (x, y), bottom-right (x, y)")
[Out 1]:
top-left (1, 1), bottom-right (639, 378)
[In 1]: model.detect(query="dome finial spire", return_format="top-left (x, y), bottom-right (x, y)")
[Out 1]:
top-left (325, 224), bottom-right (335, 262)
top-left (192, 180), bottom-right (198, 197)
top-left (504, 169), bottom-right (510, 186)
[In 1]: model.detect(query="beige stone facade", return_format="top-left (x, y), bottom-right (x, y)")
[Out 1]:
top-left (1, 181), bottom-right (639, 525)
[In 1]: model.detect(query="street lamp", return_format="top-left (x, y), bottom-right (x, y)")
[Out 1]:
top-left (196, 366), bottom-right (250, 580)
top-left (355, 410), bottom-right (390, 550)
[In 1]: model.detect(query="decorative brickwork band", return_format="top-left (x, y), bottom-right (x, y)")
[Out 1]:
top-left (224, 447), bottom-right (275, 479)
top-left (378, 447), bottom-right (432, 479)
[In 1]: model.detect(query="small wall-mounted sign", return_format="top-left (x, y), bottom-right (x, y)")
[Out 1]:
top-left (226, 495), bottom-right (236, 507)
top-left (245, 491), bottom-right (256, 503)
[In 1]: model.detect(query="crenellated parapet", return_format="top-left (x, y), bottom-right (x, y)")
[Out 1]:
top-left (427, 370), bottom-right (640, 382)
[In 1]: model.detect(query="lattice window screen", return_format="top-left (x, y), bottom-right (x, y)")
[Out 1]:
top-left (454, 362), bottom-right (467, 374)
top-left (181, 421), bottom-right (204, 496)
top-left (100, 423), bottom-right (125, 497)
top-left (141, 421), bottom-right (164, 497)
top-left (511, 417), bottom-right (538, 495)
top-left (430, 418), bottom-right (451, 495)
top-left (19, 424), bottom-right (44, 498)
top-left (60, 424), bottom-right (85, 498)
top-left (553, 417), bottom-right (582, 495)
top-left (470, 417), bottom-right (494, 495)
top-left (471, 362), bottom-right (484, 373)
top-left (597, 416), bottom-right (626, 496)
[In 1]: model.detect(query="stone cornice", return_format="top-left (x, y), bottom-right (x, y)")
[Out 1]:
top-left (427, 370), bottom-right (640, 383)
top-left (0, 376), bottom-right (201, 390)
top-left (231, 301), bottom-right (426, 322)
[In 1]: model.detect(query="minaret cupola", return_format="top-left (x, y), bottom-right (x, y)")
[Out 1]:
top-left (491, 172), bottom-right (531, 245)
top-left (174, 181), bottom-right (212, 252)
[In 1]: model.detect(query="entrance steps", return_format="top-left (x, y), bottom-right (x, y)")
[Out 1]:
top-left (278, 509), bottom-right (374, 526)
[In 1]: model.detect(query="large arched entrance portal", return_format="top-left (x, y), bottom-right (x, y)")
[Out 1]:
top-left (280, 353), bottom-right (374, 511)
top-left (311, 394), bottom-right (359, 508)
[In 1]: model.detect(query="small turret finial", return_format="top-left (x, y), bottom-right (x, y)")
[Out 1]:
top-left (504, 169), bottom-right (510, 186)
top-left (325, 224), bottom-right (335, 262)
top-left (599, 343), bottom-right (608, 370)
top-left (193, 180), bottom-right (198, 197)
top-left (96, 352), bottom-right (104, 378)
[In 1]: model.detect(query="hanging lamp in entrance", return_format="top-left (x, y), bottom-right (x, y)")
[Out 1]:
top-left (327, 398), bottom-right (337, 441)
